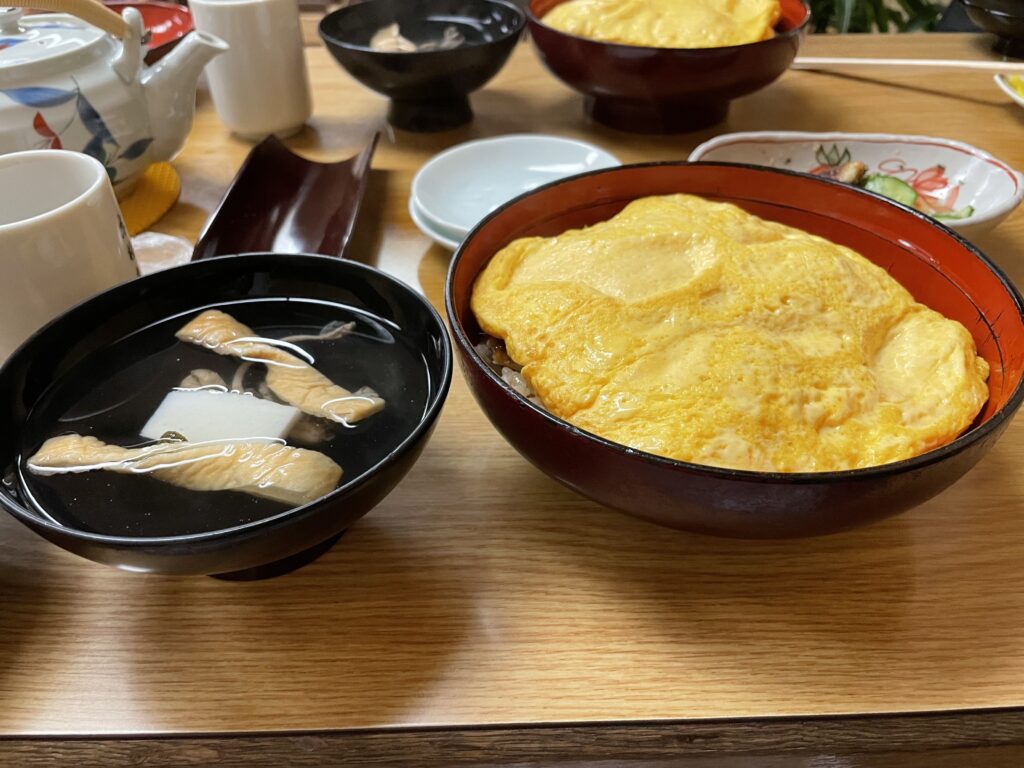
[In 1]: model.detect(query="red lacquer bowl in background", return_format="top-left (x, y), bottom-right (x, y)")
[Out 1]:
top-left (445, 163), bottom-right (1024, 538)
top-left (526, 0), bottom-right (810, 133)
top-left (106, 1), bottom-right (193, 64)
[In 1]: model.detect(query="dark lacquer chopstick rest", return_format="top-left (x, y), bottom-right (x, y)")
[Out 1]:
top-left (192, 133), bottom-right (380, 260)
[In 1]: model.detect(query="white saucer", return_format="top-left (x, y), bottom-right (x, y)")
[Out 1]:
top-left (408, 194), bottom-right (460, 251)
top-left (410, 193), bottom-right (466, 242)
top-left (412, 134), bottom-right (620, 236)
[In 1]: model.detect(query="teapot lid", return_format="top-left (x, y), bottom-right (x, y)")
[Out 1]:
top-left (0, 9), bottom-right (107, 69)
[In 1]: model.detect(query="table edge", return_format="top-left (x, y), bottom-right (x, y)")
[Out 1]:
top-left (3, 707), bottom-right (1023, 765)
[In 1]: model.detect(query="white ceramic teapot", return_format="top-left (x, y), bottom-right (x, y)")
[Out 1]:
top-left (0, 2), bottom-right (227, 194)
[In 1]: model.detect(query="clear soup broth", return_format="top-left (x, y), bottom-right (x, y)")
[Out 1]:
top-left (14, 298), bottom-right (431, 537)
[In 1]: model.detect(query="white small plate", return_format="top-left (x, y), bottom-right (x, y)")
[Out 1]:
top-left (408, 195), bottom-right (460, 251)
top-left (689, 131), bottom-right (1024, 239)
top-left (410, 193), bottom-right (466, 243)
top-left (412, 133), bottom-right (620, 236)
top-left (995, 73), bottom-right (1024, 109)
top-left (131, 232), bottom-right (193, 275)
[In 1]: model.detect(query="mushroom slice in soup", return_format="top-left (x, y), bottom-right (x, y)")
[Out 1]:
top-left (179, 368), bottom-right (228, 390)
top-left (175, 309), bottom-right (385, 426)
top-left (27, 433), bottom-right (343, 507)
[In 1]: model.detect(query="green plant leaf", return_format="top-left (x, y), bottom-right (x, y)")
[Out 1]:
top-left (875, 0), bottom-right (891, 33)
top-left (863, 0), bottom-right (876, 31)
top-left (813, 0), bottom-right (832, 31)
top-left (808, 0), bottom-right (942, 33)
top-left (838, 0), bottom-right (854, 33)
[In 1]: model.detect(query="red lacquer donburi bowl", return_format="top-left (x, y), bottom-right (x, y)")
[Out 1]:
top-left (445, 163), bottom-right (1024, 538)
top-left (527, 0), bottom-right (810, 133)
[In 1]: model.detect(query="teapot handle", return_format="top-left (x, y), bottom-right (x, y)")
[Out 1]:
top-left (2, 0), bottom-right (129, 39)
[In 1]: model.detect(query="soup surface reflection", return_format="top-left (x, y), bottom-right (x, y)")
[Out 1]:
top-left (13, 298), bottom-right (430, 537)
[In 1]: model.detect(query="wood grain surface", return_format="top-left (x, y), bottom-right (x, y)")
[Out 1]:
top-left (2, 31), bottom-right (1024, 743)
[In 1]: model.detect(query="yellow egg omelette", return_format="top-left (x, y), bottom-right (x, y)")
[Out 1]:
top-left (542, 0), bottom-right (781, 48)
top-left (471, 195), bottom-right (990, 473)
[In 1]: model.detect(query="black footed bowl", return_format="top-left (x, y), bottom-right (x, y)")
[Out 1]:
top-left (319, 0), bottom-right (525, 132)
top-left (962, 0), bottom-right (1024, 57)
top-left (0, 254), bottom-right (452, 578)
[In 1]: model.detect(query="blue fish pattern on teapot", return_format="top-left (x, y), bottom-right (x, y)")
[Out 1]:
top-left (1, 82), bottom-right (152, 183)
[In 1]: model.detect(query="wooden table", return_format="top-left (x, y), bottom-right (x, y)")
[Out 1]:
top-left (3, 30), bottom-right (1024, 767)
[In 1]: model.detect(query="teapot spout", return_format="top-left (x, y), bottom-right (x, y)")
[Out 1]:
top-left (142, 32), bottom-right (228, 162)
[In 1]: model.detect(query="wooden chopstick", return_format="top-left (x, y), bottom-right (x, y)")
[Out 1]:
top-left (793, 56), bottom-right (1024, 73)
top-left (4, 0), bottom-right (130, 39)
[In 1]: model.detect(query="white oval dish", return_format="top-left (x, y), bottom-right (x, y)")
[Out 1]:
top-left (408, 194), bottom-right (460, 251)
top-left (412, 133), bottom-right (620, 236)
top-left (995, 73), bottom-right (1024, 109)
top-left (689, 131), bottom-right (1023, 239)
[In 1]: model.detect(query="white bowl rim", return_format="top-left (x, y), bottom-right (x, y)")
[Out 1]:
top-left (408, 194), bottom-right (460, 251)
top-left (410, 192), bottom-right (468, 241)
top-left (411, 132), bottom-right (620, 233)
top-left (994, 73), bottom-right (1024, 108)
top-left (688, 130), bottom-right (1024, 228)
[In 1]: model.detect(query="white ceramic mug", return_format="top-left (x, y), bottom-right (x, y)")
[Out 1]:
top-left (0, 150), bottom-right (138, 360)
top-left (189, 0), bottom-right (312, 139)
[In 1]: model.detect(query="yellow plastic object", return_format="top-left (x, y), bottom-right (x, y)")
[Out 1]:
top-left (119, 162), bottom-right (181, 236)
top-left (1010, 75), bottom-right (1024, 97)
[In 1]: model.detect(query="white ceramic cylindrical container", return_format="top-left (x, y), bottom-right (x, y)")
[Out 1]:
top-left (188, 0), bottom-right (312, 139)
top-left (0, 150), bottom-right (138, 360)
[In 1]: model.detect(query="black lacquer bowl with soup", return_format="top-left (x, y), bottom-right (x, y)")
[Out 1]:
top-left (0, 254), bottom-right (452, 577)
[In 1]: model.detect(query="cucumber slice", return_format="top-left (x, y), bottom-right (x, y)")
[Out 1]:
top-left (934, 206), bottom-right (975, 221)
top-left (863, 174), bottom-right (918, 207)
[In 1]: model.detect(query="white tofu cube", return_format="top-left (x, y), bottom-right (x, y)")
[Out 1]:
top-left (141, 389), bottom-right (302, 443)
